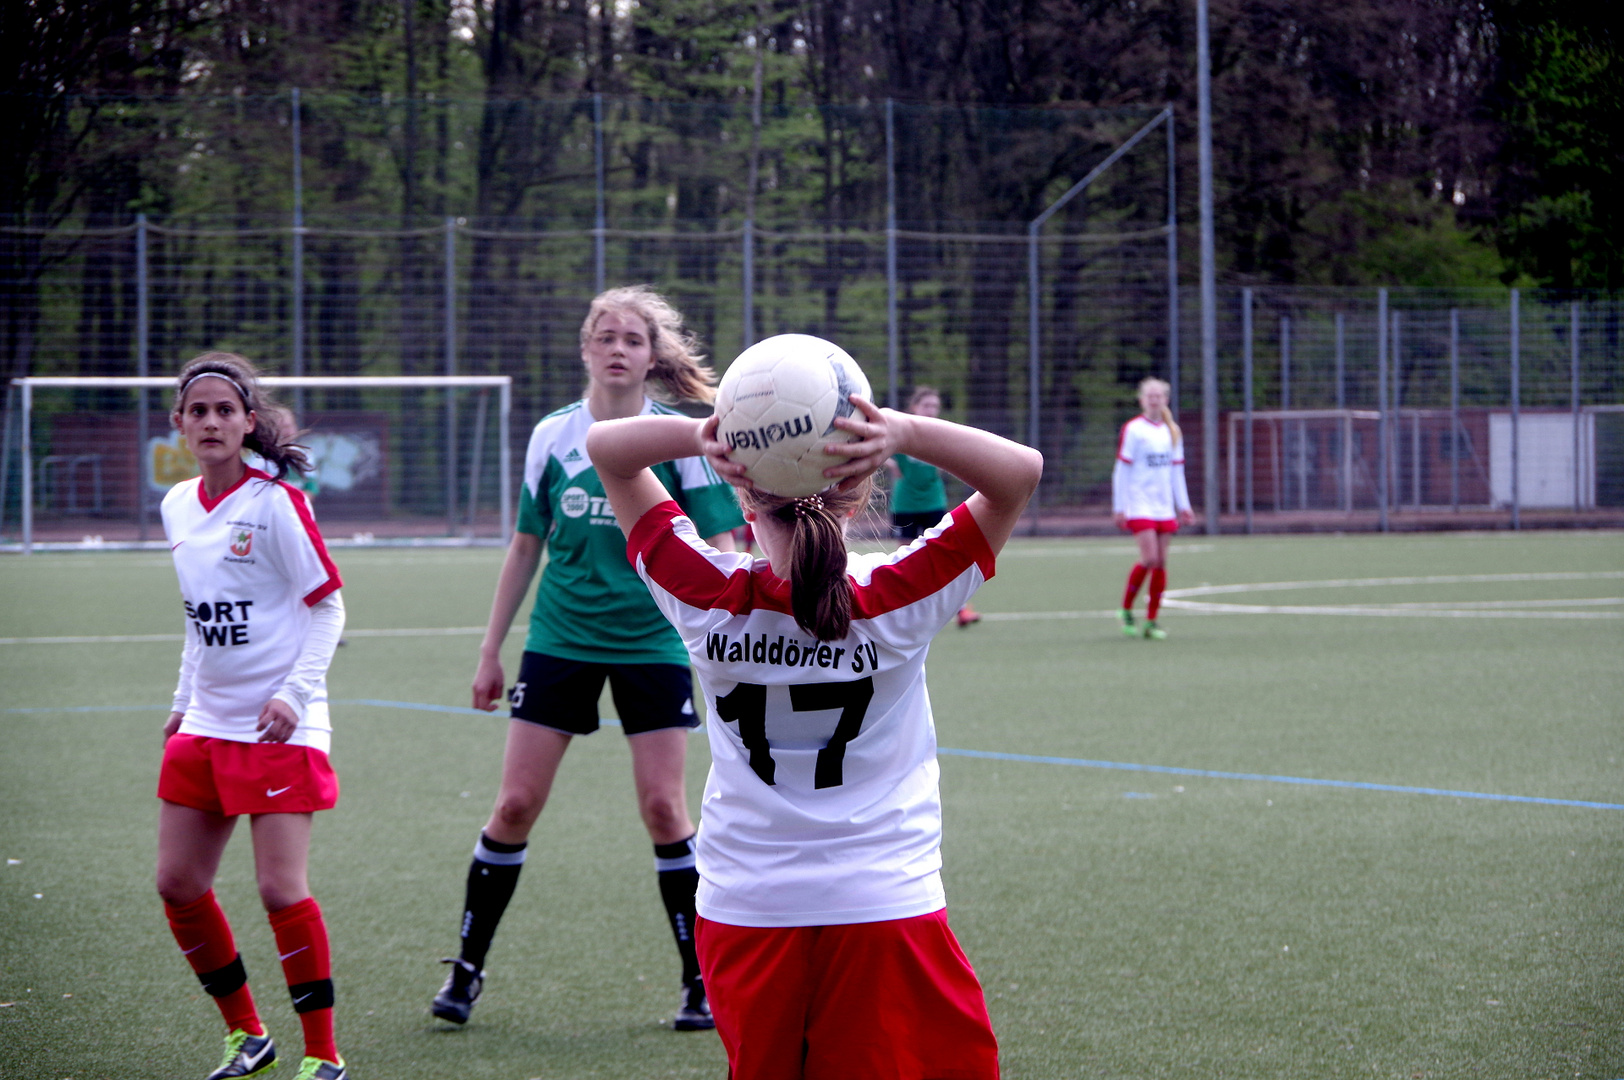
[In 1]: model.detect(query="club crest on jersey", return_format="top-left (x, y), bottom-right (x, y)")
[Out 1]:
top-left (230, 528), bottom-right (254, 556)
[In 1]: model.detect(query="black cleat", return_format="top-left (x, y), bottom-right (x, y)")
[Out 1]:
top-left (206, 1028), bottom-right (277, 1079)
top-left (431, 957), bottom-right (484, 1024)
top-left (673, 980), bottom-right (715, 1031)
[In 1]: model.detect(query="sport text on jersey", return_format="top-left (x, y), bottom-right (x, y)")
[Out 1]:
top-left (184, 599), bottom-right (254, 646)
top-left (1145, 452), bottom-right (1172, 467)
top-left (558, 486), bottom-right (618, 526)
top-left (723, 413), bottom-right (816, 453)
top-left (705, 630), bottom-right (881, 675)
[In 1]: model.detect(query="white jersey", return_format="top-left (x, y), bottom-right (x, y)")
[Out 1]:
top-left (631, 500), bottom-right (995, 928)
top-left (1112, 415), bottom-right (1190, 520)
top-left (161, 468), bottom-right (343, 752)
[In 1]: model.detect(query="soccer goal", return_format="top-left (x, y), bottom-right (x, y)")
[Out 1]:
top-left (2, 376), bottom-right (512, 554)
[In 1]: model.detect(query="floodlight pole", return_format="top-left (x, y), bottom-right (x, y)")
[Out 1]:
top-left (1165, 109), bottom-right (1179, 410)
top-left (1197, 0), bottom-right (1219, 535)
top-left (1026, 105), bottom-right (1173, 453)
top-left (136, 213), bottom-right (151, 543)
top-left (886, 98), bottom-right (899, 409)
top-left (291, 88), bottom-right (306, 417)
top-left (594, 93), bottom-right (607, 294)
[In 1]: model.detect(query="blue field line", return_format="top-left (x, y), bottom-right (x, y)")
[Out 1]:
top-left (6, 700), bottom-right (1616, 809)
top-left (935, 747), bottom-right (1624, 811)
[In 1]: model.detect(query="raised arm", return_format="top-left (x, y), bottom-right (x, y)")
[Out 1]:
top-left (586, 415), bottom-right (706, 538)
top-left (826, 398), bottom-right (1041, 555)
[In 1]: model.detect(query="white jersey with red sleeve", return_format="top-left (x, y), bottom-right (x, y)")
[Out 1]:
top-left (161, 468), bottom-right (343, 752)
top-left (629, 500), bottom-right (996, 928)
top-left (1112, 415), bottom-right (1190, 520)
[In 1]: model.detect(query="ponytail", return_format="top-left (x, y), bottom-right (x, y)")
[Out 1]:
top-left (173, 352), bottom-right (312, 481)
top-left (1137, 377), bottom-right (1181, 446)
top-left (740, 478), bottom-right (874, 642)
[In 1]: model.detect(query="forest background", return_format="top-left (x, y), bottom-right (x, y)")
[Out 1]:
top-left (0, 0), bottom-right (1619, 463)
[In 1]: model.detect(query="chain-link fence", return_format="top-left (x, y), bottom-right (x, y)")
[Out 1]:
top-left (2, 92), bottom-right (1619, 540)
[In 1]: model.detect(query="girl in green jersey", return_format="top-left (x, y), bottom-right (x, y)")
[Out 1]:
top-left (431, 287), bottom-right (742, 1032)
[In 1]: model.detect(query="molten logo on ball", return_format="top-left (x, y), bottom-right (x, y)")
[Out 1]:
top-left (714, 334), bottom-right (872, 498)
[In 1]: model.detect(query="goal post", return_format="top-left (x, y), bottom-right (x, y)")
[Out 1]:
top-left (5, 375), bottom-right (512, 554)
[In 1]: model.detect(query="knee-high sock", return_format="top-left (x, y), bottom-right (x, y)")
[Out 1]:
top-left (458, 832), bottom-right (527, 970)
top-left (268, 897), bottom-right (337, 1063)
top-left (165, 890), bottom-right (261, 1035)
top-left (1148, 567), bottom-right (1168, 620)
top-left (654, 834), bottom-right (702, 987)
top-left (1122, 563), bottom-right (1149, 610)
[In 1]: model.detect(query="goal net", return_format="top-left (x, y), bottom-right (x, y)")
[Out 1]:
top-left (3, 376), bottom-right (512, 552)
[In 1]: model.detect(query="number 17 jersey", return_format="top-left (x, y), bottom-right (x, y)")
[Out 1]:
top-left (630, 500), bottom-right (996, 928)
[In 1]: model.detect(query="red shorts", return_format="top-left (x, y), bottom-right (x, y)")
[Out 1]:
top-left (158, 734), bottom-right (339, 817)
top-left (695, 909), bottom-right (999, 1080)
top-left (1126, 517), bottom-right (1178, 534)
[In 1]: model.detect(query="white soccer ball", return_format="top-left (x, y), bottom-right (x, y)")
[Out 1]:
top-left (714, 334), bottom-right (872, 498)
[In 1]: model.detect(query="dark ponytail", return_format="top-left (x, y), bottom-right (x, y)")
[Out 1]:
top-left (742, 478), bottom-right (874, 642)
top-left (172, 352), bottom-right (312, 481)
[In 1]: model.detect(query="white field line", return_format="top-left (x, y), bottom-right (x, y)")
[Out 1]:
top-left (1162, 601), bottom-right (1621, 619)
top-left (0, 626), bottom-right (485, 646)
top-left (1159, 570), bottom-right (1624, 619)
top-left (1165, 570), bottom-right (1624, 598)
top-left (1000, 543), bottom-right (1214, 558)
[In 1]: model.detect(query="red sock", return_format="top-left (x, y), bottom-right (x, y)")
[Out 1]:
top-left (1122, 563), bottom-right (1149, 610)
top-left (1148, 567), bottom-right (1167, 620)
top-left (268, 897), bottom-right (338, 1063)
top-left (164, 890), bottom-right (262, 1035)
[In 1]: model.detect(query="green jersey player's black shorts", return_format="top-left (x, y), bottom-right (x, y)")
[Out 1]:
top-left (508, 650), bottom-right (698, 736)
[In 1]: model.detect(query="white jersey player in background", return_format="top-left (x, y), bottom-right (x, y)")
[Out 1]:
top-left (155, 353), bottom-right (352, 1080)
top-left (587, 389), bottom-right (1041, 1080)
top-left (1112, 377), bottom-right (1195, 640)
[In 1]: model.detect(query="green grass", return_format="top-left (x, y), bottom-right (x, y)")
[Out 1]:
top-left (2, 531), bottom-right (1622, 1079)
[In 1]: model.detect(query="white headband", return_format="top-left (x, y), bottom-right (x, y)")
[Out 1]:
top-left (179, 370), bottom-right (250, 405)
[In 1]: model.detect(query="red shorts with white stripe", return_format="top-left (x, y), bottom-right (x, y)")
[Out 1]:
top-left (695, 908), bottom-right (999, 1080)
top-left (159, 734), bottom-right (339, 816)
top-left (1125, 517), bottom-right (1178, 534)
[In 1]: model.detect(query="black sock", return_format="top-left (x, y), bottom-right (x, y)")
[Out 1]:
top-left (458, 832), bottom-right (527, 970)
top-left (654, 833), bottom-right (702, 987)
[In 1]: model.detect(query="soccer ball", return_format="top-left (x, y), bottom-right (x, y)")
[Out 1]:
top-left (714, 334), bottom-right (872, 498)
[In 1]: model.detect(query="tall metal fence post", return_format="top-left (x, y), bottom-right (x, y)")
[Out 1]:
top-left (1280, 314), bottom-right (1291, 409)
top-left (136, 213), bottom-right (150, 543)
top-left (1197, 0), bottom-right (1219, 535)
top-left (21, 380), bottom-right (32, 555)
top-left (1279, 312), bottom-right (1291, 510)
top-left (593, 93), bottom-right (606, 295)
top-left (291, 87), bottom-right (306, 417)
top-left (1450, 308), bottom-right (1460, 512)
top-left (1335, 310), bottom-right (1348, 512)
top-left (1390, 309), bottom-right (1402, 512)
top-left (885, 98), bottom-right (898, 409)
top-left (499, 379), bottom-right (512, 541)
top-left (1377, 288), bottom-right (1388, 532)
top-left (1027, 221), bottom-right (1041, 459)
top-left (1165, 107), bottom-right (1179, 410)
top-left (1242, 287), bottom-right (1253, 534)
top-left (1510, 288), bottom-right (1520, 530)
top-left (445, 217), bottom-right (459, 535)
top-left (1571, 300), bottom-right (1581, 511)
top-left (744, 17), bottom-right (764, 352)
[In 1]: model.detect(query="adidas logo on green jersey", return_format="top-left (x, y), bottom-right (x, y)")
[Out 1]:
top-left (561, 447), bottom-right (583, 463)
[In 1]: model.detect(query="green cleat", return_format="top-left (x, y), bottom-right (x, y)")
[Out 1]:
top-left (1118, 609), bottom-right (1137, 636)
top-left (1142, 621), bottom-right (1167, 641)
top-left (293, 1057), bottom-right (348, 1080)
top-left (206, 1028), bottom-right (277, 1080)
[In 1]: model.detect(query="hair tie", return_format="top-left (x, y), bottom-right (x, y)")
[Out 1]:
top-left (791, 493), bottom-right (825, 519)
top-left (179, 370), bottom-right (250, 405)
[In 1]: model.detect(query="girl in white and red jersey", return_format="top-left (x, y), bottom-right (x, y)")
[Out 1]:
top-left (156, 353), bottom-right (351, 1080)
top-left (586, 384), bottom-right (1042, 1080)
top-left (1113, 377), bottom-right (1194, 640)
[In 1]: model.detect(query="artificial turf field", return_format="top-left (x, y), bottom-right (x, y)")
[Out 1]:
top-left (2, 530), bottom-right (1621, 1080)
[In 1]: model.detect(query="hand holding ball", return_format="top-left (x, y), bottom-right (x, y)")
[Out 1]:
top-left (713, 334), bottom-right (872, 498)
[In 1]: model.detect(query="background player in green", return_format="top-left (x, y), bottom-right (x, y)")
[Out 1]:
top-left (431, 286), bottom-right (742, 1031)
top-left (886, 386), bottom-right (981, 627)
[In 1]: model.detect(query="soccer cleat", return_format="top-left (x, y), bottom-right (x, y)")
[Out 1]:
top-left (1142, 621), bottom-right (1167, 640)
top-left (430, 957), bottom-right (484, 1024)
top-left (206, 1028), bottom-right (277, 1080)
top-left (673, 980), bottom-right (715, 1031)
top-left (1118, 609), bottom-right (1137, 636)
top-left (956, 605), bottom-right (982, 627)
top-left (292, 1058), bottom-right (347, 1080)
